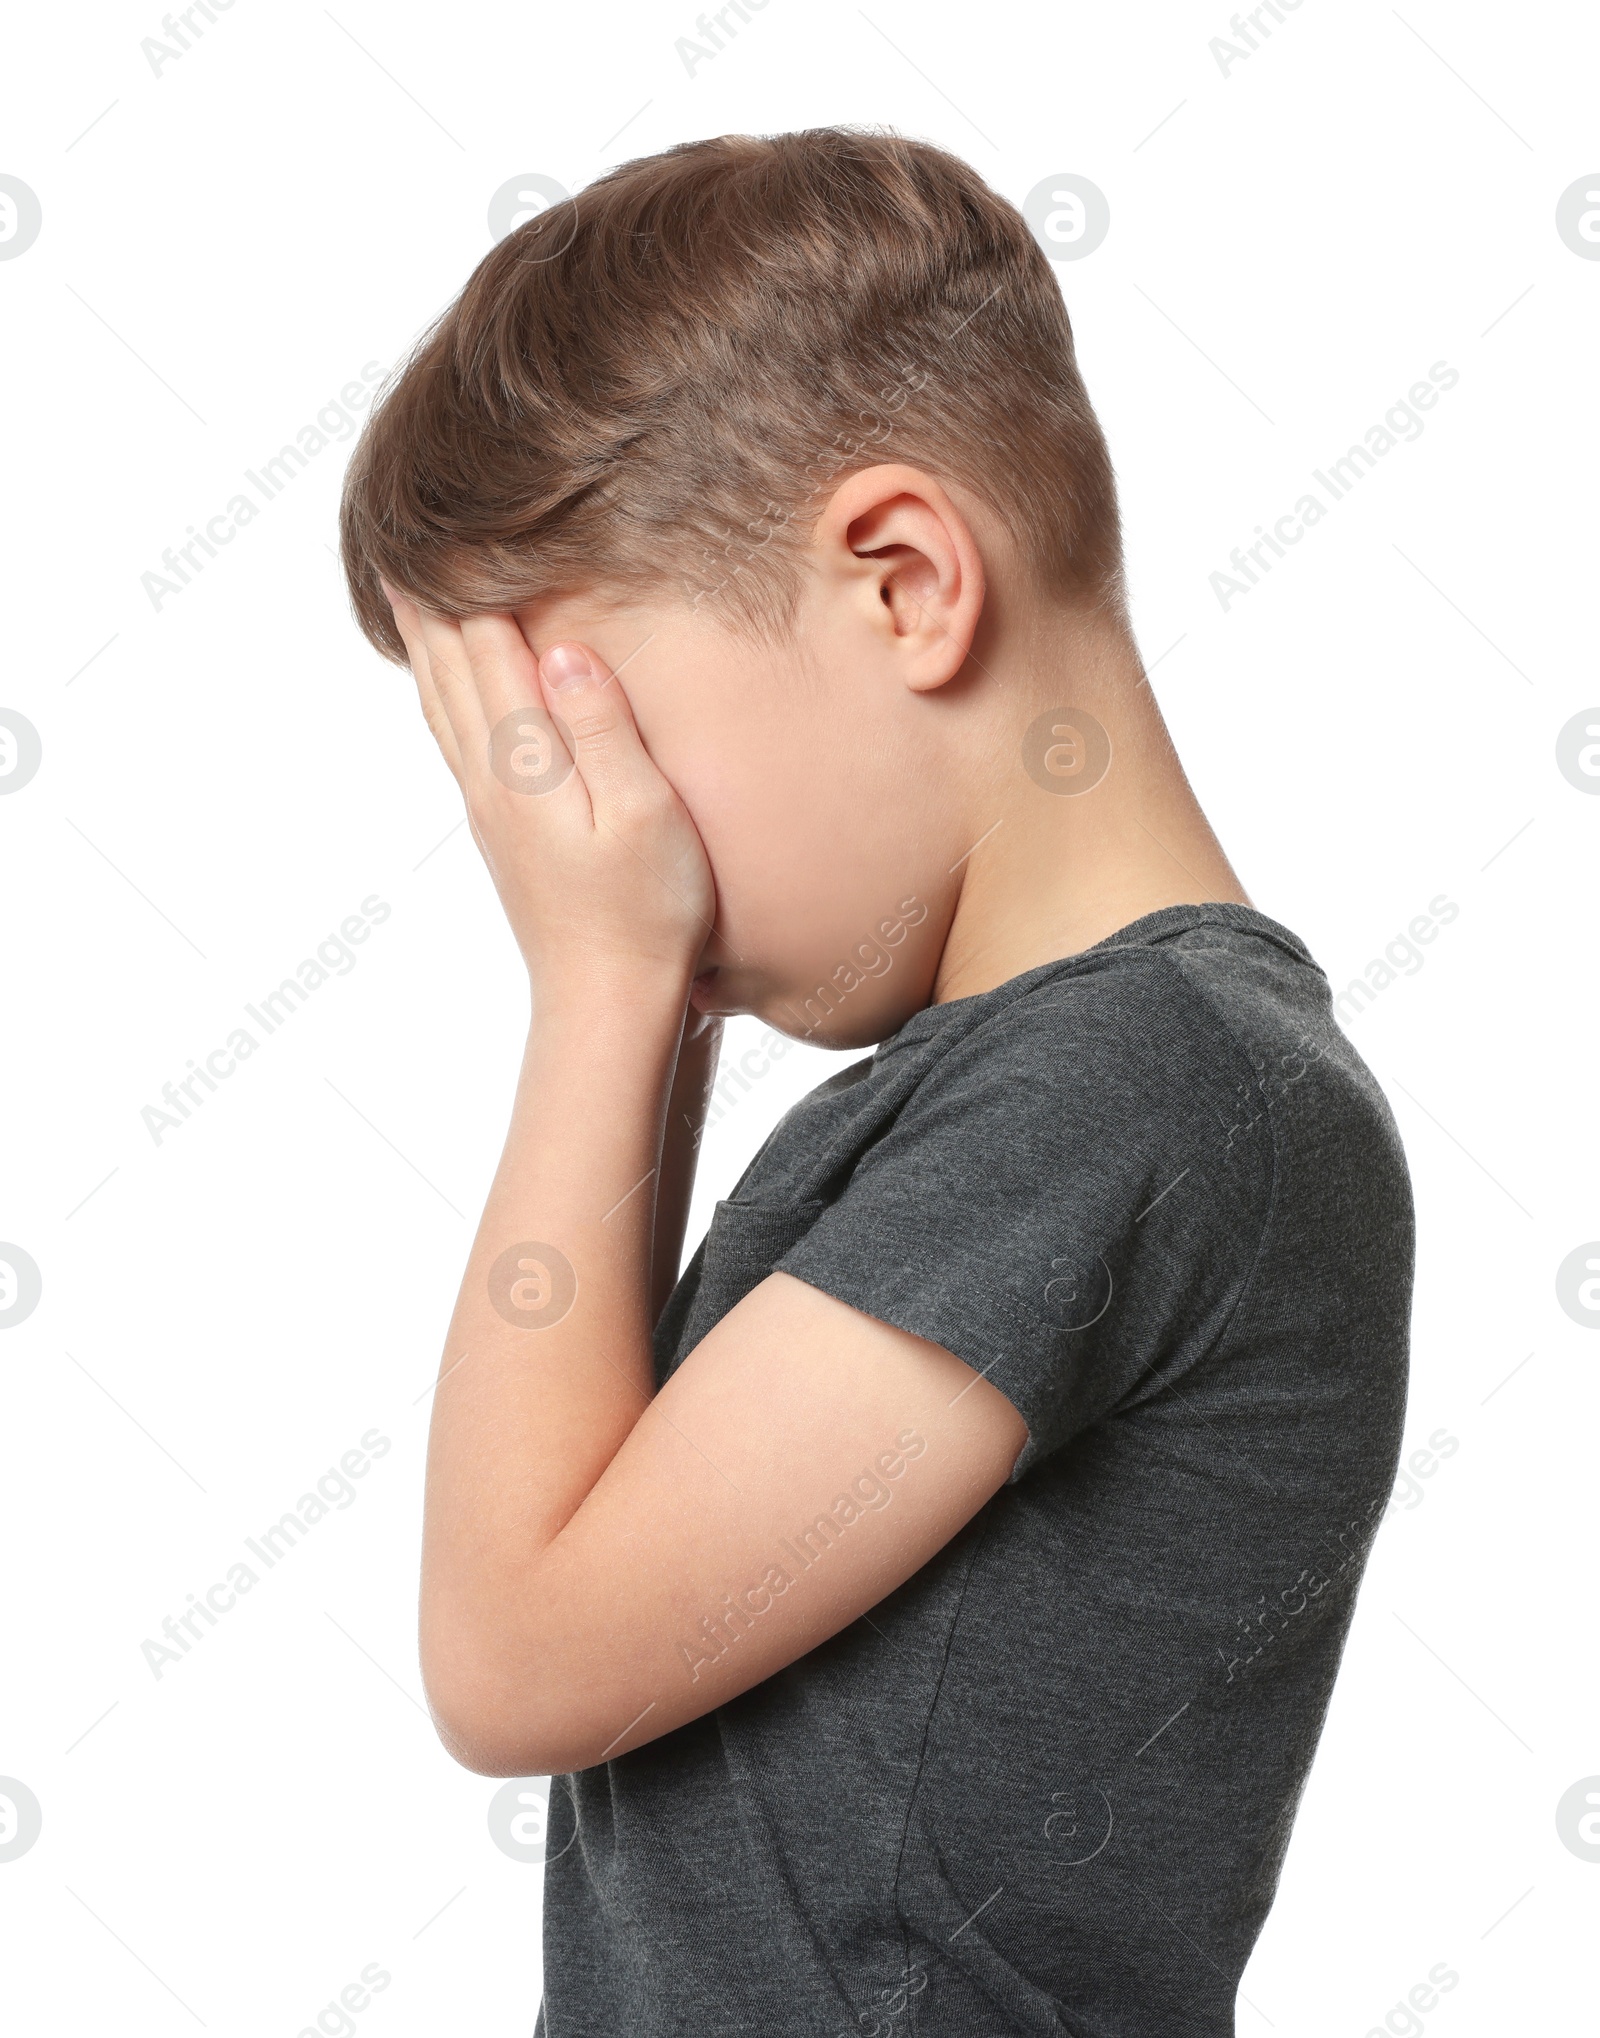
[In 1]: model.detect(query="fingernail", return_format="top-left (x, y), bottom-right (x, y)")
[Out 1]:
top-left (543, 644), bottom-right (593, 690)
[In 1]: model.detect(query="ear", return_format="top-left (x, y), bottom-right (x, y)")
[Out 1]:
top-left (811, 465), bottom-right (986, 692)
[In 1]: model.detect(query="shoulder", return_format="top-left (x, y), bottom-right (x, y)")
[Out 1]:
top-left (918, 942), bottom-right (1267, 1130)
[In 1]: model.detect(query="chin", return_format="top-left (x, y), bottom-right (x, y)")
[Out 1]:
top-left (759, 988), bottom-right (926, 1053)
top-left (699, 951), bottom-right (931, 1047)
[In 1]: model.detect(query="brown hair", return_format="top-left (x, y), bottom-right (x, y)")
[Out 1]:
top-left (340, 126), bottom-right (1127, 663)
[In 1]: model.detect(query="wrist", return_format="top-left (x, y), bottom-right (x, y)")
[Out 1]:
top-left (530, 961), bottom-right (694, 1039)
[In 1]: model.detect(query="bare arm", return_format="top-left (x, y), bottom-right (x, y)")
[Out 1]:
top-left (651, 1010), bottom-right (723, 1324)
top-left (383, 596), bottom-right (1025, 1777)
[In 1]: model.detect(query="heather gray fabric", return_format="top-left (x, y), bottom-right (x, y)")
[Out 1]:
top-left (535, 904), bottom-right (1414, 2037)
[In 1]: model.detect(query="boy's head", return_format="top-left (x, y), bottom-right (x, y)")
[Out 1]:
top-left (341, 128), bottom-right (1141, 1044)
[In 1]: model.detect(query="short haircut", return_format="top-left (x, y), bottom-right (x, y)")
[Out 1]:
top-left (340, 127), bottom-right (1128, 663)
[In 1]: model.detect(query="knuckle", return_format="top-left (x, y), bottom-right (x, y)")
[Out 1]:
top-left (610, 778), bottom-right (673, 840)
top-left (565, 706), bottom-right (619, 751)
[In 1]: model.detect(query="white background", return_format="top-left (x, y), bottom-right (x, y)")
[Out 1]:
top-left (2, 0), bottom-right (1595, 2030)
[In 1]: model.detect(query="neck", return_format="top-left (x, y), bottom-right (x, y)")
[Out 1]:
top-left (932, 612), bottom-right (1251, 1005)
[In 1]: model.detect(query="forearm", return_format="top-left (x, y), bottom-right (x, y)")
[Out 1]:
top-left (651, 1013), bottom-right (724, 1321)
top-left (419, 969), bottom-right (691, 1745)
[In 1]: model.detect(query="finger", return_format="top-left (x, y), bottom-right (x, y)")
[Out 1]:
top-left (538, 640), bottom-right (658, 825)
top-left (463, 611), bottom-right (579, 799)
top-left (383, 582), bottom-right (464, 785)
top-left (405, 603), bottom-right (489, 766)
top-left (385, 586), bottom-right (461, 774)
top-left (459, 611), bottom-right (547, 727)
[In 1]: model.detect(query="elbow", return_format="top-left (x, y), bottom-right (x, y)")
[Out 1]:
top-left (421, 1641), bottom-right (599, 1779)
top-left (427, 1705), bottom-right (546, 1781)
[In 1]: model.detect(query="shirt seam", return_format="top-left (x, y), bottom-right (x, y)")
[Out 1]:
top-left (1152, 945), bottom-right (1287, 1407)
top-left (955, 946), bottom-right (1285, 1475)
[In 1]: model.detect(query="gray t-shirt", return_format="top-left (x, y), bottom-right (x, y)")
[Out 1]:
top-left (536, 904), bottom-right (1413, 2036)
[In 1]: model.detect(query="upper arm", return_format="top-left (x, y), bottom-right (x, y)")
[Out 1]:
top-left (433, 1267), bottom-right (1027, 1775)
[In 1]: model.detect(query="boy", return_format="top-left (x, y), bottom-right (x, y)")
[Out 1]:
top-left (339, 128), bottom-right (1412, 2037)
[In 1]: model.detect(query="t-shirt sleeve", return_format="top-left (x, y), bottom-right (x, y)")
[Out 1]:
top-left (774, 960), bottom-right (1273, 1482)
